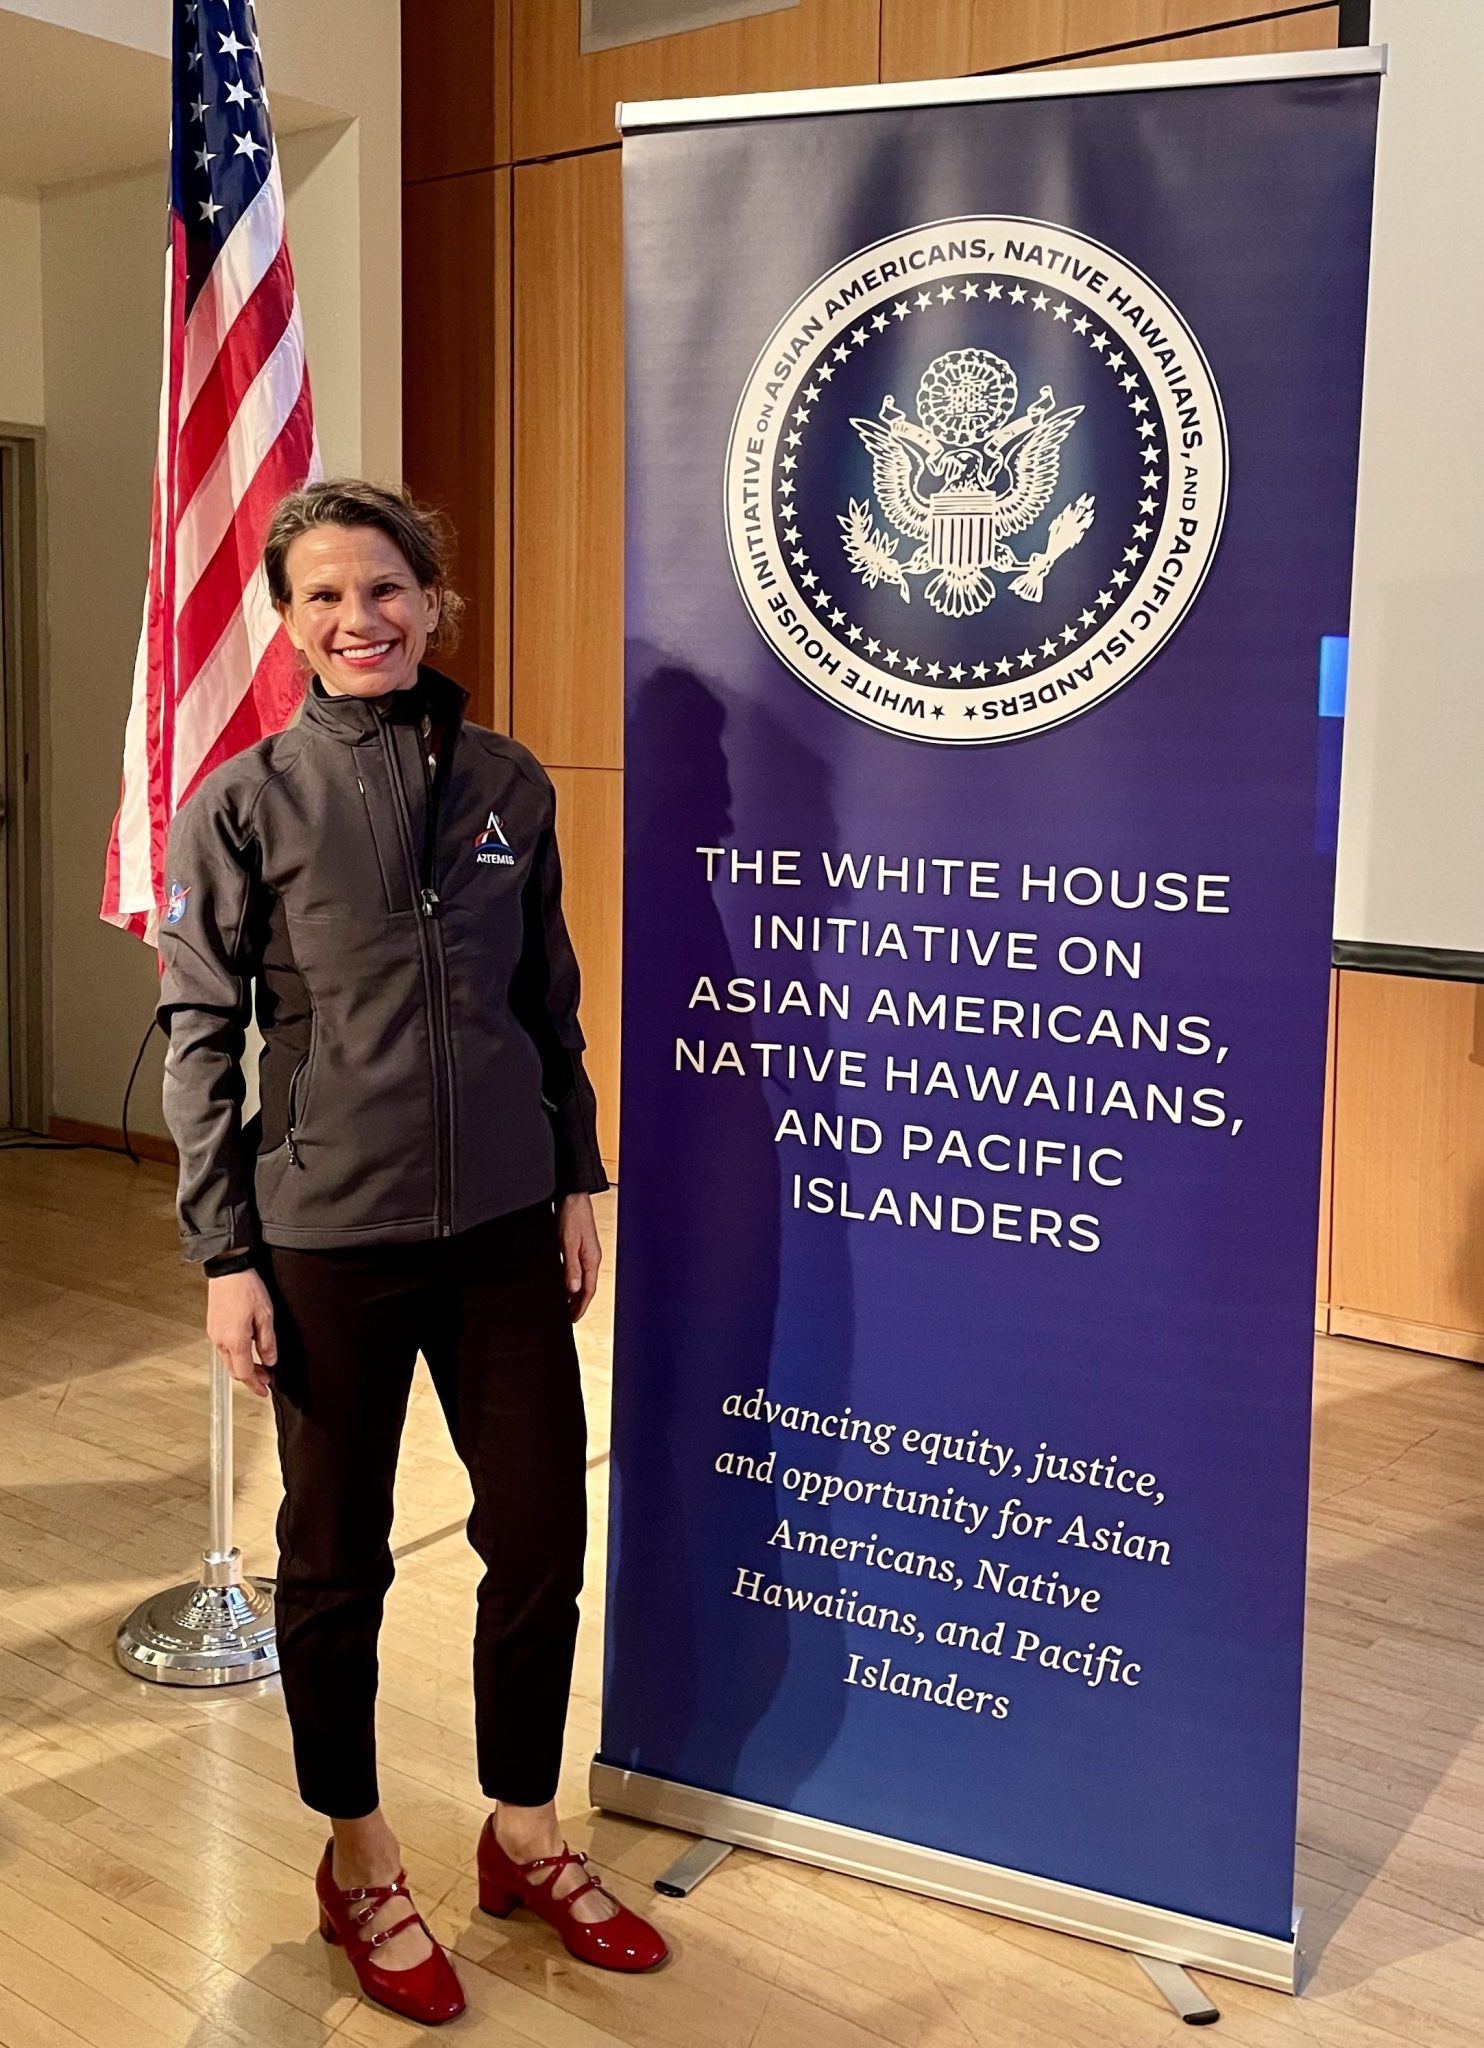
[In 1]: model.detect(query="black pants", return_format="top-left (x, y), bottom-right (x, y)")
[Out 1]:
top-left (263, 1201), bottom-right (587, 1819)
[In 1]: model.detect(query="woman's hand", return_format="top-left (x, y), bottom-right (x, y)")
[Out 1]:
top-left (207, 1270), bottom-right (278, 1397)
top-left (557, 1193), bottom-right (602, 1322)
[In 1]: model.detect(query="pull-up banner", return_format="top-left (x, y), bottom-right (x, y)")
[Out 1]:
top-left (600, 54), bottom-right (1381, 1982)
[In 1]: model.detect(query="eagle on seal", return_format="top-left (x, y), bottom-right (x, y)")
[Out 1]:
top-left (841, 347), bottom-right (1095, 617)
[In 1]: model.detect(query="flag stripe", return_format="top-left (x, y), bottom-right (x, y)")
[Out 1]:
top-left (172, 565), bottom-right (282, 802)
top-left (179, 629), bottom-right (303, 808)
top-left (180, 172), bottom-right (287, 418)
top-left (143, 212), bottom-right (190, 919)
top-left (174, 369), bottom-right (314, 696)
top-left (101, 236), bottom-right (176, 929)
top-left (174, 238), bottom-right (297, 511)
top-left (175, 312), bottom-right (308, 606)
top-left (172, 427), bottom-right (324, 803)
top-left (179, 634), bottom-right (286, 802)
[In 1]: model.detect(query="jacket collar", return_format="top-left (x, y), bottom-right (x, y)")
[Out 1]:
top-left (300, 664), bottom-right (469, 746)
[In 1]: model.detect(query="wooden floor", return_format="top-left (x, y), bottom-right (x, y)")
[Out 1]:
top-left (0, 1147), bottom-right (1481, 2047)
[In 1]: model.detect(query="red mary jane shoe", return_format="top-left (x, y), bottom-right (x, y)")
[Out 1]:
top-left (315, 1841), bottom-right (466, 2025)
top-left (477, 1818), bottom-right (669, 1972)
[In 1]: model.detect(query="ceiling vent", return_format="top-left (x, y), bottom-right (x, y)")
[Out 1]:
top-left (581, 0), bottom-right (798, 56)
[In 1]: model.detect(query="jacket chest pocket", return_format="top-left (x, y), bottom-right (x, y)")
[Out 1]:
top-left (357, 770), bottom-right (417, 915)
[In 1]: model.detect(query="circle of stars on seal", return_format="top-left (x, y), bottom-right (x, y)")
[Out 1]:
top-left (774, 277), bottom-right (1169, 722)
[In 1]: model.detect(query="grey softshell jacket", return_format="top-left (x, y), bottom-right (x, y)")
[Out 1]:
top-left (157, 667), bottom-right (607, 1264)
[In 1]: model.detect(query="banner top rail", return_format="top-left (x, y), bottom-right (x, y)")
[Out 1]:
top-left (617, 42), bottom-right (1385, 134)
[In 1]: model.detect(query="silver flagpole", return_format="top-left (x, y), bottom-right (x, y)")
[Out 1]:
top-left (115, 1345), bottom-right (278, 1685)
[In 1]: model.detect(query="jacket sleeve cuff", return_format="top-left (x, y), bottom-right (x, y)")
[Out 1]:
top-left (180, 1204), bottom-right (258, 1267)
top-left (203, 1249), bottom-right (259, 1279)
top-left (550, 1053), bottom-right (609, 1197)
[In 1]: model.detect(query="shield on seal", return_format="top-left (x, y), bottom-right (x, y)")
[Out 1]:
top-left (924, 487), bottom-right (1001, 615)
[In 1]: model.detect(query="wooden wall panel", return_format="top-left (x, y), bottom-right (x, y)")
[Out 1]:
top-left (402, 170), bottom-right (511, 731)
top-left (402, 0), bottom-right (511, 179)
top-left (512, 0), bottom-right (878, 161)
top-left (882, 1), bottom-right (1333, 79)
top-left (1330, 972), bottom-right (1484, 1364)
top-left (512, 148), bottom-right (623, 768)
top-left (550, 766), bottom-right (624, 1167)
top-left (1061, 7), bottom-right (1339, 68)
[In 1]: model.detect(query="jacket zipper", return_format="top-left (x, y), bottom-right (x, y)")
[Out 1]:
top-left (285, 1049), bottom-right (310, 1168)
top-left (355, 773), bottom-right (397, 915)
top-left (379, 717), bottom-right (457, 1234)
top-left (421, 727), bottom-right (458, 1233)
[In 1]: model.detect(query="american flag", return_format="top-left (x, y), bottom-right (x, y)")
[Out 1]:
top-left (101, 0), bottom-right (318, 940)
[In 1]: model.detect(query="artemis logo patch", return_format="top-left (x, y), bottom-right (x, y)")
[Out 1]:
top-left (474, 811), bottom-right (515, 867)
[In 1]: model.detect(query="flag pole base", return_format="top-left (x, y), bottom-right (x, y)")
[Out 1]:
top-left (115, 1548), bottom-right (278, 1687)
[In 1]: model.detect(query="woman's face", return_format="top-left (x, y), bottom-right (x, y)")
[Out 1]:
top-left (277, 523), bottom-right (441, 698)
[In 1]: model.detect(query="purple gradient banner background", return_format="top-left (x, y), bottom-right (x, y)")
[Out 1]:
top-left (603, 76), bottom-right (1379, 1942)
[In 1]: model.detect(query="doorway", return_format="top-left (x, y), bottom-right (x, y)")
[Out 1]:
top-left (0, 431), bottom-right (44, 1136)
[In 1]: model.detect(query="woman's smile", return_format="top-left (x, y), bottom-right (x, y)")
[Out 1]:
top-left (333, 639), bottom-right (396, 671)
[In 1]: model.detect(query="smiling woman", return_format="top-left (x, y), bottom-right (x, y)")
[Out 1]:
top-left (153, 478), bottom-right (667, 2022)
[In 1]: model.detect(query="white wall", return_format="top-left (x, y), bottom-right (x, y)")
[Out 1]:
top-left (15, 0), bottom-right (402, 1139)
top-left (39, 164), bottom-right (164, 1134)
top-left (0, 187), bottom-right (43, 424)
top-left (280, 122), bottom-right (373, 479)
top-left (1334, 0), bottom-right (1484, 957)
top-left (267, 0), bottom-right (403, 483)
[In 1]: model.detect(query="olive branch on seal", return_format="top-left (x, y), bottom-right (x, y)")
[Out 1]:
top-left (839, 498), bottom-right (911, 602)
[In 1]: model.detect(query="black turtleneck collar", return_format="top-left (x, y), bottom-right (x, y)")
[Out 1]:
top-left (302, 665), bottom-right (468, 745)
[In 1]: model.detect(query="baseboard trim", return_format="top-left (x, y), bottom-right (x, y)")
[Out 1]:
top-left (47, 1116), bottom-right (177, 1168)
top-left (1329, 1307), bottom-right (1484, 1365)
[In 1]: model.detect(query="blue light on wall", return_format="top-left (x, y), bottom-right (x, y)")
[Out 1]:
top-left (1319, 635), bottom-right (1349, 718)
top-left (1316, 636), bottom-right (1347, 858)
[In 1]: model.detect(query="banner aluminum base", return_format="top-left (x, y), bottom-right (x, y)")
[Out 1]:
top-left (590, 1761), bottom-right (1299, 1994)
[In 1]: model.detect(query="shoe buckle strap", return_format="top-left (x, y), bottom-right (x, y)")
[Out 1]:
top-left (346, 1874), bottom-right (408, 1909)
top-left (345, 1875), bottom-right (407, 1925)
top-left (368, 1910), bottom-right (427, 1949)
top-left (523, 1847), bottom-right (588, 1877)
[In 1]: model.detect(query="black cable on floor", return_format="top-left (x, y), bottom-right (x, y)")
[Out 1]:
top-left (0, 1013), bottom-right (157, 1163)
top-left (118, 1012), bottom-right (156, 1165)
